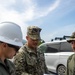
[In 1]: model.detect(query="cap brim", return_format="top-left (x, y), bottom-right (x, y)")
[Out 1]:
top-left (67, 40), bottom-right (72, 43)
top-left (29, 34), bottom-right (41, 40)
top-left (67, 38), bottom-right (75, 43)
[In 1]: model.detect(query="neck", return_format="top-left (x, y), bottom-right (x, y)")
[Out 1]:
top-left (0, 50), bottom-right (5, 63)
top-left (26, 43), bottom-right (37, 52)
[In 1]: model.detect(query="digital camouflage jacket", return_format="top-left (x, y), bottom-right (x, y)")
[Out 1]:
top-left (65, 53), bottom-right (75, 75)
top-left (14, 44), bottom-right (50, 75)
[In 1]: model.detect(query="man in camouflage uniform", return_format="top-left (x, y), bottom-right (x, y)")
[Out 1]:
top-left (14, 26), bottom-right (50, 75)
top-left (65, 32), bottom-right (75, 75)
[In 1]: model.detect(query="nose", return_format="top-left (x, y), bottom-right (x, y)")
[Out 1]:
top-left (13, 49), bottom-right (16, 56)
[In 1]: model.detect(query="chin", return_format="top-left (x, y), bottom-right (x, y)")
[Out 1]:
top-left (33, 46), bottom-right (37, 48)
top-left (8, 56), bottom-right (13, 59)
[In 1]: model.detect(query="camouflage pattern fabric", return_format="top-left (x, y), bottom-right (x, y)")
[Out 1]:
top-left (14, 44), bottom-right (49, 75)
top-left (27, 26), bottom-right (41, 40)
top-left (65, 53), bottom-right (75, 75)
top-left (67, 32), bottom-right (75, 43)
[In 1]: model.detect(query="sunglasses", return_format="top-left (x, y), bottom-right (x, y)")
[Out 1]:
top-left (7, 44), bottom-right (20, 52)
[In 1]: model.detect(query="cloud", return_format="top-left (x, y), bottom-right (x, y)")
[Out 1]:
top-left (21, 0), bottom-right (60, 21)
top-left (0, 0), bottom-right (64, 23)
top-left (0, 0), bottom-right (60, 37)
top-left (48, 0), bottom-right (75, 20)
top-left (0, 0), bottom-right (74, 22)
top-left (0, 0), bottom-right (15, 7)
top-left (34, 0), bottom-right (60, 18)
top-left (0, 0), bottom-right (75, 41)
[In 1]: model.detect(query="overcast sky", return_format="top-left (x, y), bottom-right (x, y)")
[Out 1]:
top-left (0, 0), bottom-right (75, 42)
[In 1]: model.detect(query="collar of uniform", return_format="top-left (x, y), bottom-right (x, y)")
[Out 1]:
top-left (0, 59), bottom-right (8, 65)
top-left (0, 59), bottom-right (11, 70)
top-left (0, 59), bottom-right (4, 65)
top-left (25, 44), bottom-right (37, 54)
top-left (0, 59), bottom-right (11, 67)
top-left (0, 59), bottom-right (15, 74)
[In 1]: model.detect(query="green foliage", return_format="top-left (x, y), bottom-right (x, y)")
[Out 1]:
top-left (38, 39), bottom-right (45, 45)
top-left (22, 39), bottom-right (27, 45)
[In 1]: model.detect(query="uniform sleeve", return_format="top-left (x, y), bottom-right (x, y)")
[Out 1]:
top-left (40, 52), bottom-right (50, 74)
top-left (65, 55), bottom-right (71, 75)
top-left (65, 59), bottom-right (69, 75)
top-left (14, 51), bottom-right (32, 75)
top-left (44, 62), bottom-right (50, 74)
top-left (38, 47), bottom-right (50, 74)
top-left (44, 56), bottom-right (50, 74)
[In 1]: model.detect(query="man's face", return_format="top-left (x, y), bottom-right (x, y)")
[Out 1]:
top-left (4, 47), bottom-right (17, 59)
top-left (1, 43), bottom-right (19, 59)
top-left (26, 36), bottom-right (39, 49)
top-left (71, 40), bottom-right (75, 51)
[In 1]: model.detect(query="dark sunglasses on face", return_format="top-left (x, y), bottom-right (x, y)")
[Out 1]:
top-left (7, 44), bottom-right (20, 52)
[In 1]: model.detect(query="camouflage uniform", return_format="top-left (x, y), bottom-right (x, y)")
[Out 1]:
top-left (14, 26), bottom-right (49, 75)
top-left (65, 54), bottom-right (75, 75)
top-left (14, 44), bottom-right (49, 75)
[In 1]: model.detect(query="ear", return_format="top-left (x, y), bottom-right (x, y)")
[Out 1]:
top-left (2, 43), bottom-right (7, 48)
top-left (0, 43), bottom-right (7, 50)
top-left (26, 36), bottom-right (28, 40)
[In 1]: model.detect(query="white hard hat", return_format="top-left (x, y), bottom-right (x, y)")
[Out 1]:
top-left (0, 22), bottom-right (23, 47)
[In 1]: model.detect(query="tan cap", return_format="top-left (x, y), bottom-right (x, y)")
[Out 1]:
top-left (27, 26), bottom-right (41, 40)
top-left (67, 32), bottom-right (75, 43)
